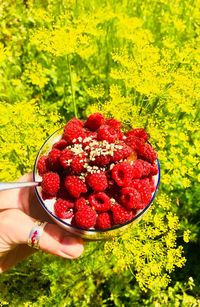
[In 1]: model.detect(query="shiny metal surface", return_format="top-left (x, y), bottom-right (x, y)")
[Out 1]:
top-left (0, 181), bottom-right (39, 191)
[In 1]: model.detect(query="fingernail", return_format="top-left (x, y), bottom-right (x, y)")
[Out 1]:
top-left (60, 236), bottom-right (84, 258)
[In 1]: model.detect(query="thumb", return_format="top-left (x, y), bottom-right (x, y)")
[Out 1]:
top-left (0, 209), bottom-right (84, 259)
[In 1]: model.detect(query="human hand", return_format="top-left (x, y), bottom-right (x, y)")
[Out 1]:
top-left (0, 173), bottom-right (84, 272)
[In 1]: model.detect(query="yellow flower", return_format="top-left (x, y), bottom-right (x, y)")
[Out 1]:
top-left (183, 230), bottom-right (191, 243)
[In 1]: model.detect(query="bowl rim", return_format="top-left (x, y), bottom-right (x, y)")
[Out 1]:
top-left (33, 127), bottom-right (161, 233)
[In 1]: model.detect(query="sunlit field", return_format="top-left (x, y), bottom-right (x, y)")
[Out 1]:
top-left (0, 0), bottom-right (200, 306)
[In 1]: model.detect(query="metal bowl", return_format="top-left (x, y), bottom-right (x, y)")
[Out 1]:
top-left (33, 128), bottom-right (160, 240)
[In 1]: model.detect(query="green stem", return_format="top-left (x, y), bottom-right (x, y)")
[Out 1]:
top-left (67, 55), bottom-right (77, 118)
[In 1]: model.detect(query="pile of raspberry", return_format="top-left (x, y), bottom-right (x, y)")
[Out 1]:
top-left (37, 113), bottom-right (158, 230)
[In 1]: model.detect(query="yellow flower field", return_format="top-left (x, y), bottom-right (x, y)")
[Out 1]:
top-left (0, 0), bottom-right (200, 306)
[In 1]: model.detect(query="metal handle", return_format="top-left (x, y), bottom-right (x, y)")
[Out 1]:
top-left (0, 181), bottom-right (39, 191)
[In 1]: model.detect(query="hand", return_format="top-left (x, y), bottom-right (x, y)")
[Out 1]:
top-left (0, 173), bottom-right (84, 272)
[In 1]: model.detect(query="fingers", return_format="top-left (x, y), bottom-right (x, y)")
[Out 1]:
top-left (0, 245), bottom-right (36, 273)
top-left (0, 209), bottom-right (84, 262)
top-left (0, 172), bottom-right (53, 222)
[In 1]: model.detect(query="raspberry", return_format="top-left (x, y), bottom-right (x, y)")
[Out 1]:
top-left (65, 176), bottom-right (87, 198)
top-left (88, 192), bottom-right (111, 212)
top-left (74, 197), bottom-right (88, 211)
top-left (74, 206), bottom-right (96, 229)
top-left (132, 160), bottom-right (143, 179)
top-left (59, 149), bottom-right (73, 169)
top-left (112, 162), bottom-right (133, 187)
top-left (86, 171), bottom-right (108, 192)
top-left (54, 198), bottom-right (74, 219)
top-left (111, 142), bottom-right (132, 163)
top-left (117, 130), bottom-right (124, 140)
top-left (111, 204), bottom-right (134, 225)
top-left (95, 212), bottom-right (112, 229)
top-left (71, 153), bottom-right (85, 173)
top-left (57, 181), bottom-right (71, 199)
top-left (63, 120), bottom-right (85, 144)
top-left (125, 136), bottom-right (144, 151)
top-left (97, 125), bottom-right (120, 143)
top-left (106, 118), bottom-right (121, 130)
top-left (130, 179), bottom-right (140, 189)
top-left (149, 176), bottom-right (156, 192)
top-left (91, 154), bottom-right (111, 166)
top-left (52, 139), bottom-right (68, 150)
top-left (136, 179), bottom-right (152, 206)
top-left (137, 142), bottom-right (157, 164)
top-left (41, 172), bottom-right (60, 196)
top-left (125, 128), bottom-right (148, 142)
top-left (37, 155), bottom-right (48, 176)
top-left (138, 159), bottom-right (152, 177)
top-left (150, 163), bottom-right (159, 176)
top-left (48, 148), bottom-right (61, 171)
top-left (42, 190), bottom-right (54, 200)
top-left (120, 187), bottom-right (142, 210)
top-left (85, 113), bottom-right (105, 131)
top-left (66, 118), bottom-right (84, 128)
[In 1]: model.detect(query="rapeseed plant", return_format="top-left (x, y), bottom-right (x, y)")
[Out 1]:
top-left (0, 0), bottom-right (200, 305)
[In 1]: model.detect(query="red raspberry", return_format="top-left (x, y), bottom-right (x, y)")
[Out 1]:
top-left (125, 136), bottom-right (144, 151)
top-left (117, 130), bottom-right (124, 140)
top-left (37, 155), bottom-right (48, 176)
top-left (88, 192), bottom-right (111, 212)
top-left (54, 198), bottom-right (74, 219)
top-left (48, 148), bottom-right (61, 171)
top-left (132, 160), bottom-right (143, 179)
top-left (95, 212), bottom-right (112, 229)
top-left (138, 159), bottom-right (152, 177)
top-left (74, 206), bottom-right (96, 229)
top-left (111, 204), bottom-right (134, 225)
top-left (74, 197), bottom-right (88, 211)
top-left (91, 154), bottom-right (111, 166)
top-left (57, 181), bottom-right (71, 199)
top-left (150, 163), bottom-right (159, 176)
top-left (86, 171), bottom-right (108, 191)
top-left (85, 113), bottom-right (105, 131)
top-left (42, 190), bottom-right (54, 200)
top-left (65, 176), bottom-right (87, 198)
top-left (149, 176), bottom-right (156, 192)
top-left (130, 179), bottom-right (140, 189)
top-left (59, 149), bottom-right (73, 169)
top-left (97, 125), bottom-right (120, 143)
top-left (41, 172), bottom-right (60, 196)
top-left (52, 139), bottom-right (68, 150)
top-left (120, 187), bottom-right (142, 210)
top-left (112, 162), bottom-right (133, 187)
top-left (137, 142), bottom-right (157, 164)
top-left (136, 179), bottom-right (152, 206)
top-left (71, 153), bottom-right (85, 173)
top-left (66, 118), bottom-right (84, 128)
top-left (125, 128), bottom-right (148, 142)
top-left (63, 120), bottom-right (85, 144)
top-left (106, 118), bottom-right (121, 130)
top-left (111, 142), bottom-right (132, 163)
